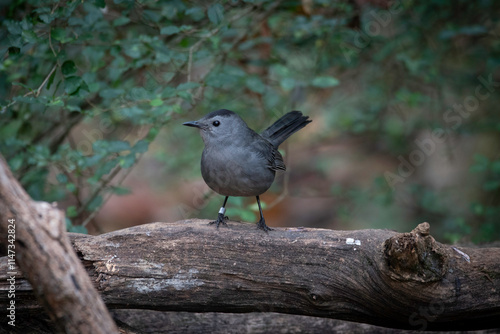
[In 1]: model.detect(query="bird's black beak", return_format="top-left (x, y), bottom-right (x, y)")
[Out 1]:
top-left (183, 121), bottom-right (201, 128)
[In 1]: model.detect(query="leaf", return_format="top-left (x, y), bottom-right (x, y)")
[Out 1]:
top-left (312, 76), bottom-right (340, 88)
top-left (100, 88), bottom-right (124, 99)
top-left (483, 180), bottom-right (500, 191)
top-left (85, 153), bottom-right (105, 167)
top-left (185, 7), bottom-right (204, 21)
top-left (62, 60), bottom-right (77, 76)
top-left (22, 30), bottom-right (38, 43)
top-left (66, 103), bottom-right (81, 112)
top-left (128, 87), bottom-right (150, 101)
top-left (176, 90), bottom-right (192, 101)
top-left (161, 86), bottom-right (176, 98)
top-left (470, 154), bottom-right (489, 172)
top-left (160, 26), bottom-right (180, 35)
top-left (51, 27), bottom-right (66, 41)
top-left (119, 153), bottom-right (136, 168)
top-left (207, 3), bottom-right (224, 25)
top-left (245, 76), bottom-right (266, 94)
top-left (124, 44), bottom-right (144, 59)
top-left (94, 0), bottom-right (106, 8)
top-left (87, 195), bottom-right (103, 211)
top-left (146, 127), bottom-right (160, 141)
top-left (56, 173), bottom-right (68, 183)
top-left (111, 186), bottom-right (131, 195)
top-left (113, 17), bottom-right (130, 26)
top-left (67, 224), bottom-right (88, 234)
top-left (280, 78), bottom-right (296, 91)
top-left (64, 76), bottom-right (82, 95)
top-left (47, 69), bottom-right (57, 89)
top-left (107, 140), bottom-right (131, 153)
top-left (239, 39), bottom-right (257, 51)
top-left (143, 9), bottom-right (161, 23)
top-left (132, 140), bottom-right (149, 153)
top-left (9, 155), bottom-right (23, 171)
top-left (121, 106), bottom-right (145, 119)
top-left (176, 82), bottom-right (201, 90)
top-left (150, 98), bottom-right (163, 106)
top-left (39, 13), bottom-right (55, 24)
top-left (12, 82), bottom-right (32, 90)
top-left (66, 183), bottom-right (76, 193)
top-left (491, 160), bottom-right (500, 173)
top-left (172, 104), bottom-right (182, 113)
top-left (66, 205), bottom-right (78, 218)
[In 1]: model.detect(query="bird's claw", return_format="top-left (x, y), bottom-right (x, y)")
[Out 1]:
top-left (209, 213), bottom-right (229, 229)
top-left (256, 217), bottom-right (273, 232)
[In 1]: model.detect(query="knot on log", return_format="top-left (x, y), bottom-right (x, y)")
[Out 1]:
top-left (383, 222), bottom-right (447, 282)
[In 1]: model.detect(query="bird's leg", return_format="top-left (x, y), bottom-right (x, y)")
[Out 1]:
top-left (209, 196), bottom-right (229, 228)
top-left (255, 196), bottom-right (273, 232)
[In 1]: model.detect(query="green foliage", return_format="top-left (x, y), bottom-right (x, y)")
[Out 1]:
top-left (468, 155), bottom-right (500, 242)
top-left (1, 0), bottom-right (499, 241)
top-left (226, 197), bottom-right (259, 223)
top-left (0, 0), bottom-right (351, 232)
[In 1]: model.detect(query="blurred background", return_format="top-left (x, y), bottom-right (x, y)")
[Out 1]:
top-left (1, 0), bottom-right (499, 243)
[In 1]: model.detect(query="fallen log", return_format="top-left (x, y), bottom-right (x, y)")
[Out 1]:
top-left (1, 219), bottom-right (499, 331)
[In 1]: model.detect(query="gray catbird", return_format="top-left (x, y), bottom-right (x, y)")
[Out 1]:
top-left (183, 109), bottom-right (311, 231)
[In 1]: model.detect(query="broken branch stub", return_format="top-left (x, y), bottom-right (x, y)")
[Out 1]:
top-left (383, 222), bottom-right (447, 282)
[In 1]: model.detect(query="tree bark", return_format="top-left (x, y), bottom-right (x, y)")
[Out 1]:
top-left (1, 219), bottom-right (499, 331)
top-left (0, 155), bottom-right (118, 333)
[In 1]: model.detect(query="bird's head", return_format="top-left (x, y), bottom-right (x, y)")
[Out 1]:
top-left (183, 109), bottom-right (250, 146)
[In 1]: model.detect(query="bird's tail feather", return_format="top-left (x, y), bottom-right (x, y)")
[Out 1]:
top-left (260, 111), bottom-right (311, 147)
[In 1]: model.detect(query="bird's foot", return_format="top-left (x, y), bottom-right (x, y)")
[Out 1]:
top-left (209, 213), bottom-right (228, 229)
top-left (256, 217), bottom-right (273, 232)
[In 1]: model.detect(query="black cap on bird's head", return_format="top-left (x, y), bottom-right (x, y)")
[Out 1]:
top-left (183, 109), bottom-right (234, 129)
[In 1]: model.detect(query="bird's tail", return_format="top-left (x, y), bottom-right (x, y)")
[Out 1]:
top-left (260, 111), bottom-right (311, 147)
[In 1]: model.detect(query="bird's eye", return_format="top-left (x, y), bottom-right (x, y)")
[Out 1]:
top-left (213, 120), bottom-right (220, 127)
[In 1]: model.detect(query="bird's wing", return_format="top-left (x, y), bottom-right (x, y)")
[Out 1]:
top-left (271, 148), bottom-right (286, 171)
top-left (253, 136), bottom-right (286, 172)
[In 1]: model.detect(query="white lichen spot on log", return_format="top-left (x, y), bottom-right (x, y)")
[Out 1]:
top-left (346, 238), bottom-right (361, 246)
top-left (131, 268), bottom-right (203, 293)
top-left (138, 260), bottom-right (165, 275)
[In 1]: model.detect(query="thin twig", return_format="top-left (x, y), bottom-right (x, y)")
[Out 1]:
top-left (1, 63), bottom-right (58, 112)
top-left (48, 29), bottom-right (58, 58)
top-left (81, 152), bottom-right (144, 228)
top-left (35, 64), bottom-right (57, 97)
top-left (76, 158), bottom-right (122, 219)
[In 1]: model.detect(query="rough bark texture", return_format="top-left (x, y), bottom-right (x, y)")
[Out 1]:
top-left (1, 219), bottom-right (499, 332)
top-left (0, 156), bottom-right (118, 333)
top-left (5, 309), bottom-right (500, 334)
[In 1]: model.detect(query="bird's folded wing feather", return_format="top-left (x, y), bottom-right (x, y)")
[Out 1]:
top-left (254, 138), bottom-right (286, 172)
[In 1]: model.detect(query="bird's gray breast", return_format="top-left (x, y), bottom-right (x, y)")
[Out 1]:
top-left (200, 140), bottom-right (276, 197)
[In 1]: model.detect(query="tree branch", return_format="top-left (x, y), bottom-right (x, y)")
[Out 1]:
top-left (0, 155), bottom-right (118, 333)
top-left (1, 219), bottom-right (499, 331)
